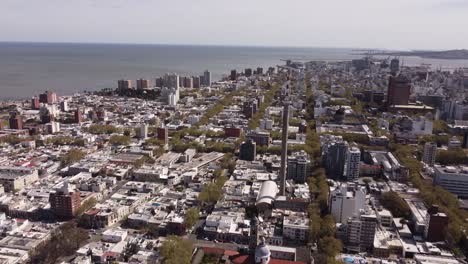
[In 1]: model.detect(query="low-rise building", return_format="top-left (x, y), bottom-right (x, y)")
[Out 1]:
top-left (282, 212), bottom-right (309, 242)
top-left (433, 165), bottom-right (468, 198)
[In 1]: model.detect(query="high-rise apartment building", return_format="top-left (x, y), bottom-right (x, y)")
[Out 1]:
top-left (243, 100), bottom-right (258, 119)
top-left (287, 151), bottom-right (311, 183)
top-left (155, 77), bottom-right (164, 88)
top-left (39, 91), bottom-right (57, 104)
top-left (31, 97), bottom-right (40, 110)
top-left (192, 76), bottom-right (201, 88)
top-left (157, 127), bottom-right (169, 145)
top-left (163, 73), bottom-right (179, 89)
top-left (239, 140), bottom-right (256, 161)
top-left (256, 67), bottom-right (264, 75)
top-left (60, 100), bottom-right (69, 112)
top-left (136, 79), bottom-right (150, 90)
top-left (118, 80), bottom-right (132, 90)
top-left (330, 183), bottom-right (366, 223)
top-left (344, 146), bottom-right (361, 181)
top-left (203, 70), bottom-right (211, 86)
top-left (346, 211), bottom-right (378, 252)
top-left (183, 77), bottom-right (193, 88)
top-left (424, 205), bottom-right (449, 242)
top-left (390, 58), bottom-right (400, 76)
top-left (387, 74), bottom-right (411, 106)
top-left (230, 70), bottom-right (237, 81)
top-left (9, 112), bottom-right (23, 130)
top-left (74, 108), bottom-right (83, 123)
top-left (423, 142), bottom-right (437, 167)
top-left (324, 141), bottom-right (348, 180)
top-left (139, 124), bottom-right (148, 139)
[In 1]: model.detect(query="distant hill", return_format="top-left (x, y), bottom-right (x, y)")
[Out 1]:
top-left (370, 49), bottom-right (468, 60)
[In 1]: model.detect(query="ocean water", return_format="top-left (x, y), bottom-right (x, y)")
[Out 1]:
top-left (1, 42), bottom-right (468, 99)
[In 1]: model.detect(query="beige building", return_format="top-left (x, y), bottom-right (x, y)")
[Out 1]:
top-left (0, 167), bottom-right (39, 192)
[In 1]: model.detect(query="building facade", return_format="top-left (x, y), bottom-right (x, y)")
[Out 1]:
top-left (433, 165), bottom-right (468, 198)
top-left (344, 147), bottom-right (361, 181)
top-left (239, 140), bottom-right (256, 161)
top-left (387, 74), bottom-right (411, 106)
top-left (49, 182), bottom-right (82, 220)
top-left (286, 151), bottom-right (311, 183)
top-left (422, 142), bottom-right (437, 167)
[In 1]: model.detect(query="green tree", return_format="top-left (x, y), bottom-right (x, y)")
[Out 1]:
top-left (109, 135), bottom-right (131, 146)
top-left (318, 236), bottom-right (342, 259)
top-left (0, 135), bottom-right (21, 145)
top-left (160, 236), bottom-right (193, 264)
top-left (319, 215), bottom-right (336, 238)
top-left (87, 124), bottom-right (120, 134)
top-left (75, 197), bottom-right (97, 217)
top-left (380, 191), bottom-right (411, 219)
top-left (60, 149), bottom-right (86, 167)
top-left (307, 204), bottom-right (321, 243)
top-left (437, 149), bottom-right (468, 165)
top-left (184, 208), bottom-right (200, 230)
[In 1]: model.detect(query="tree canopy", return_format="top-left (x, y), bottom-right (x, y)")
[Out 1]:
top-left (184, 208), bottom-right (200, 230)
top-left (160, 236), bottom-right (193, 264)
top-left (380, 191), bottom-right (411, 219)
top-left (60, 149), bottom-right (86, 167)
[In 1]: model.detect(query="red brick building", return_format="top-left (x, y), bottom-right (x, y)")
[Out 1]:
top-left (9, 112), bottom-right (23, 130)
top-left (425, 205), bottom-right (449, 242)
top-left (49, 182), bottom-right (81, 220)
top-left (157, 127), bottom-right (169, 145)
top-left (39, 91), bottom-right (57, 104)
top-left (225, 127), bottom-right (242, 138)
top-left (31, 97), bottom-right (40, 110)
top-left (387, 75), bottom-right (411, 106)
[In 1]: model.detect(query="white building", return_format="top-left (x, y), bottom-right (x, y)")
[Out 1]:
top-left (344, 147), bottom-right (361, 181)
top-left (102, 229), bottom-right (128, 243)
top-left (448, 136), bottom-right (462, 149)
top-left (188, 115), bottom-right (200, 125)
top-left (0, 167), bottom-right (39, 192)
top-left (345, 210), bottom-right (378, 252)
top-left (260, 118), bottom-right (273, 130)
top-left (60, 100), bottom-right (69, 112)
top-left (330, 183), bottom-right (366, 223)
top-left (412, 116), bottom-right (433, 135)
top-left (46, 121), bottom-right (61, 134)
top-left (139, 124), bottom-right (148, 139)
top-left (162, 88), bottom-right (179, 106)
top-left (377, 209), bottom-right (393, 227)
top-left (282, 212), bottom-right (309, 241)
top-left (433, 165), bottom-right (468, 198)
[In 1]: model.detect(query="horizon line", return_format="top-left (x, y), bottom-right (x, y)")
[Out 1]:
top-left (0, 40), bottom-right (403, 51)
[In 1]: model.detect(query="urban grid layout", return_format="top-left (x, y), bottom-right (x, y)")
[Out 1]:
top-left (1, 58), bottom-right (468, 264)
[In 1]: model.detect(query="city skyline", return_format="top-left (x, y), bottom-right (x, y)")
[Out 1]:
top-left (1, 0), bottom-right (468, 50)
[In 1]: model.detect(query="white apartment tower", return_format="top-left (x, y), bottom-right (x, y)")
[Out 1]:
top-left (344, 146), bottom-right (361, 181)
top-left (139, 124), bottom-right (148, 139)
top-left (330, 183), bottom-right (366, 223)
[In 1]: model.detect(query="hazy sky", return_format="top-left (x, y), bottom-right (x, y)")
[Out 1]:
top-left (1, 0), bottom-right (467, 50)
